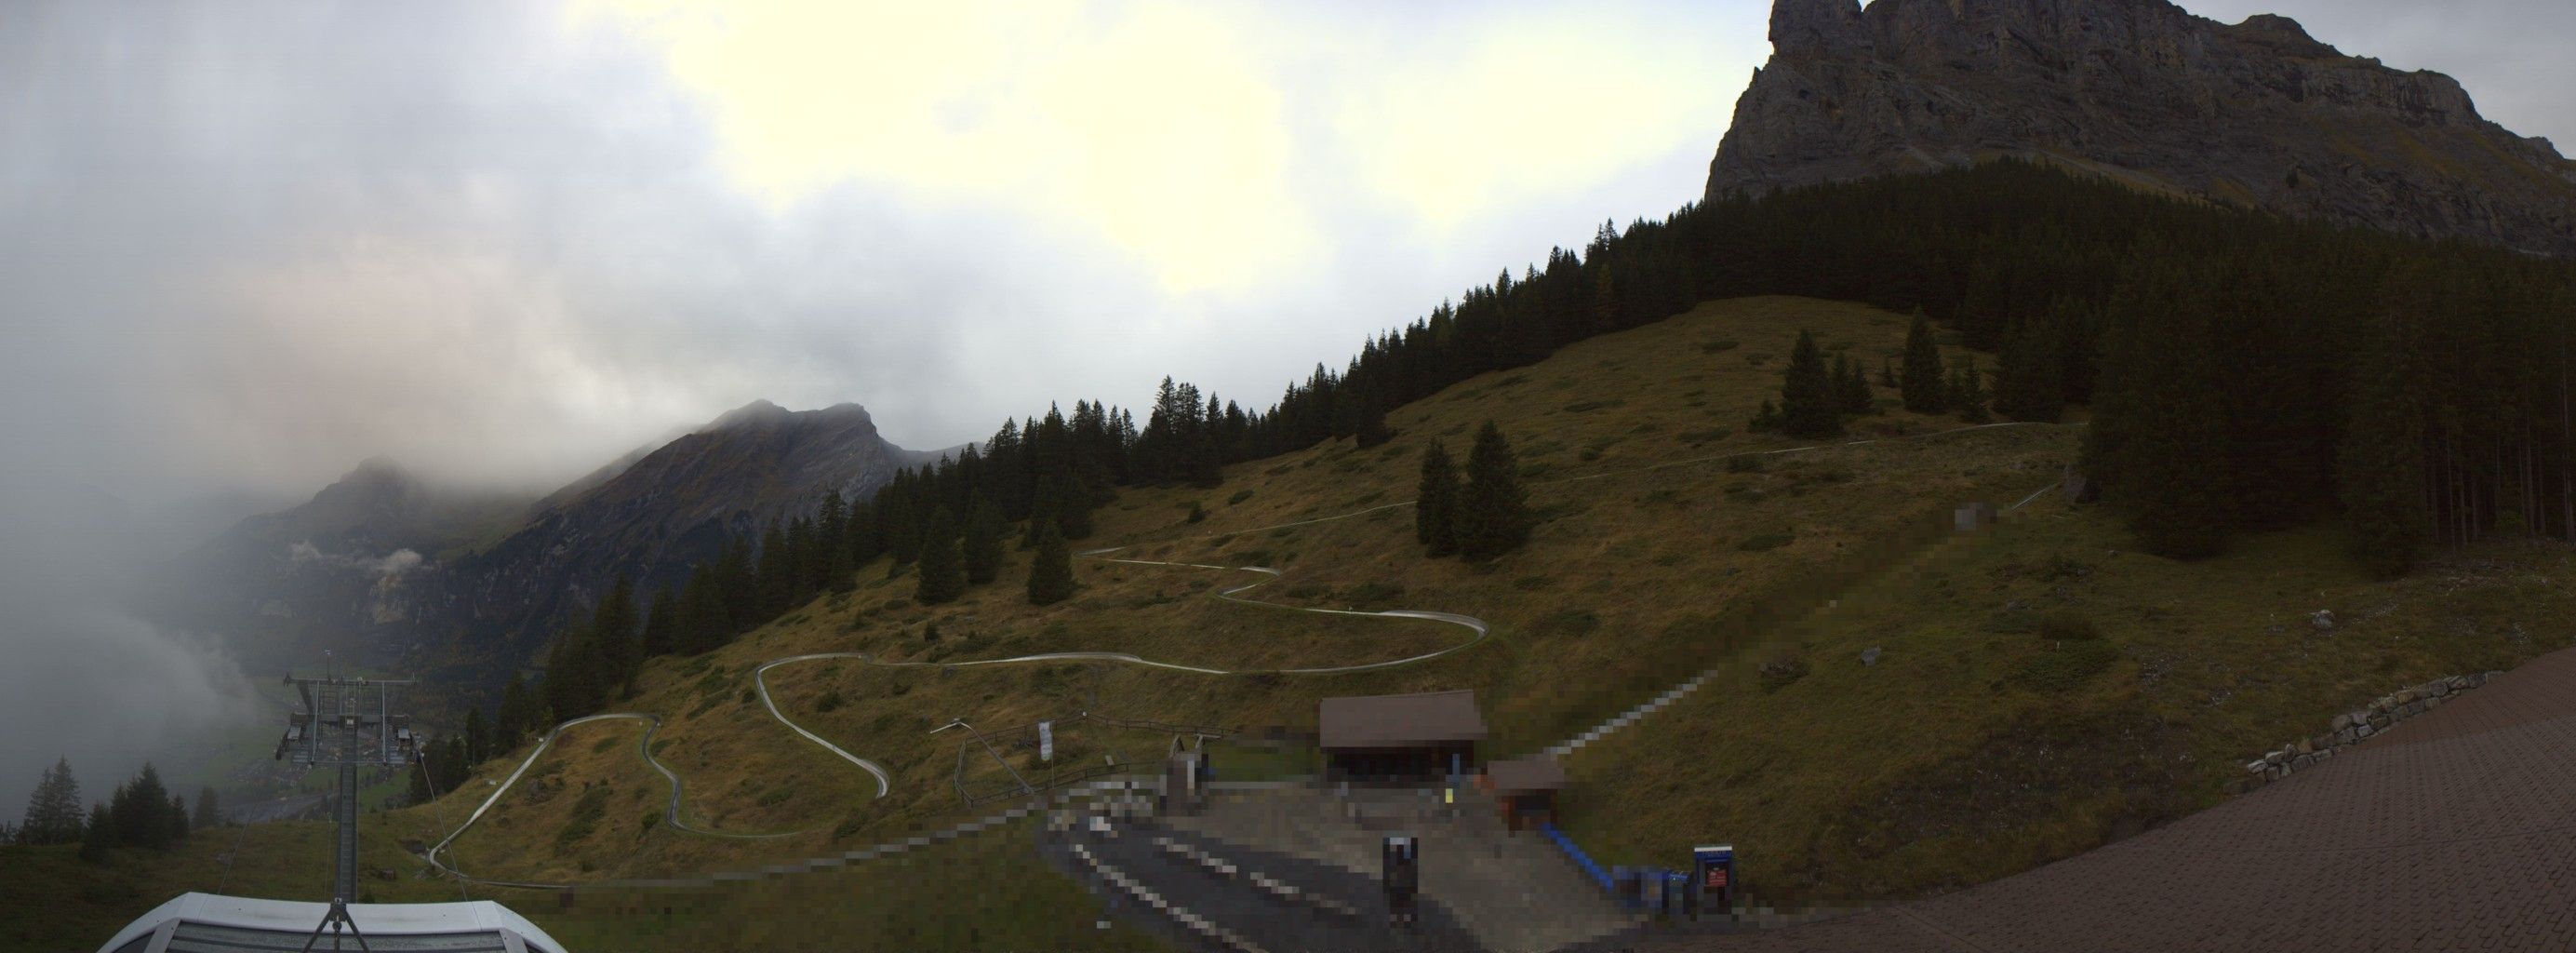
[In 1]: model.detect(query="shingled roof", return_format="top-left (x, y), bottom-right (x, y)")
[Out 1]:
top-left (1483, 756), bottom-right (1568, 796)
top-left (1318, 690), bottom-right (1487, 749)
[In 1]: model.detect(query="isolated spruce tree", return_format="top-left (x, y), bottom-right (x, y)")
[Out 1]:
top-left (847, 501), bottom-right (885, 567)
top-left (915, 506), bottom-right (967, 605)
top-left (679, 570), bottom-right (726, 653)
top-left (1835, 353), bottom-right (1875, 415)
top-left (1994, 321), bottom-right (2064, 423)
top-left (541, 623), bottom-right (591, 718)
top-left (78, 803), bottom-right (111, 862)
top-left (1877, 357), bottom-right (1898, 389)
top-left (1778, 330), bottom-right (1843, 437)
top-left (1020, 476), bottom-right (1059, 551)
top-left (784, 517), bottom-right (819, 601)
top-left (1415, 442), bottom-right (1462, 557)
top-left (1455, 423), bottom-right (1533, 561)
top-left (1901, 312), bottom-right (1948, 414)
top-left (886, 499), bottom-right (922, 568)
top-left (755, 521), bottom-right (794, 615)
top-left (571, 625), bottom-right (609, 715)
top-left (497, 674), bottom-right (531, 751)
top-left (1749, 398), bottom-right (1781, 433)
top-left (1591, 263), bottom-right (1622, 335)
top-left (1025, 524), bottom-right (1074, 606)
top-left (1951, 357), bottom-right (1991, 423)
top-left (111, 763), bottom-right (172, 850)
top-left (639, 587), bottom-right (675, 657)
top-left (963, 497), bottom-right (1005, 585)
top-left (1054, 473), bottom-right (1097, 540)
top-left (18, 757), bottom-right (83, 845)
top-left (816, 490), bottom-right (856, 590)
top-left (193, 786), bottom-right (219, 831)
top-left (594, 573), bottom-right (640, 695)
top-left (715, 536), bottom-right (758, 629)
top-left (1355, 400), bottom-right (1393, 449)
top-left (462, 708), bottom-right (487, 766)
top-left (435, 736), bottom-right (470, 793)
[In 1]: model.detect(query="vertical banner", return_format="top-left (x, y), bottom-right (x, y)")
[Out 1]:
top-left (1038, 720), bottom-right (1054, 763)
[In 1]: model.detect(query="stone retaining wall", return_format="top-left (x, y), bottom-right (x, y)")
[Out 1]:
top-left (2237, 671), bottom-right (2502, 792)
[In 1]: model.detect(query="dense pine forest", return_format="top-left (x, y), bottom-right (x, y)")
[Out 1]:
top-left (484, 159), bottom-right (2573, 772)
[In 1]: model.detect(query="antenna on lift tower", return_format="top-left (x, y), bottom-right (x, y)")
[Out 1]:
top-left (274, 652), bottom-right (417, 952)
top-left (95, 651), bottom-right (560, 952)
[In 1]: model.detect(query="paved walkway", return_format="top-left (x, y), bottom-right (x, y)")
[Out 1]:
top-left (1662, 647), bottom-right (2576, 952)
top-left (1051, 818), bottom-right (1485, 953)
top-left (1167, 785), bottom-right (1641, 952)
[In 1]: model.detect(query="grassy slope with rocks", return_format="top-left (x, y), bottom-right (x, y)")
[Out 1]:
top-left (1560, 498), bottom-right (2576, 906)
top-left (25, 293), bottom-right (2568, 946)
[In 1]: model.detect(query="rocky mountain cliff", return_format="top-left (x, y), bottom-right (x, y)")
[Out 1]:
top-left (1712, 0), bottom-right (2576, 256)
top-left (158, 401), bottom-right (936, 680)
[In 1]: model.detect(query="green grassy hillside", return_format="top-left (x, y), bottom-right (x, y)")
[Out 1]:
top-left (1560, 501), bottom-right (2576, 904)
top-left (20, 293), bottom-right (2571, 948)
top-left (412, 295), bottom-right (2073, 883)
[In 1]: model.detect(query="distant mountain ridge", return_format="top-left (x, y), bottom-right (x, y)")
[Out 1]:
top-left (1712, 0), bottom-right (2576, 256)
top-left (228, 457), bottom-right (533, 557)
top-left (160, 400), bottom-right (938, 681)
top-left (147, 458), bottom-right (537, 670)
top-left (431, 400), bottom-right (939, 667)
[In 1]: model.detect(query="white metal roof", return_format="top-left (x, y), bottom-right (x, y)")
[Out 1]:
top-left (98, 893), bottom-right (567, 953)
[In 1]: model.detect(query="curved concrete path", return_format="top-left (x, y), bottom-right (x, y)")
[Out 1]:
top-left (422, 422), bottom-right (2064, 886)
top-left (1662, 647), bottom-right (2576, 952)
top-left (424, 712), bottom-right (798, 885)
top-left (426, 557), bottom-right (1490, 884)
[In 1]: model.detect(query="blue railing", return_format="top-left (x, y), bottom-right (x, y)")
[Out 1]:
top-left (1540, 823), bottom-right (1614, 893)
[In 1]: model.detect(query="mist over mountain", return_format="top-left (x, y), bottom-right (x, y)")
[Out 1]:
top-left (146, 400), bottom-right (938, 691)
top-left (142, 459), bottom-right (541, 675)
top-left (0, 470), bottom-right (261, 814)
top-left (415, 400), bottom-right (938, 677)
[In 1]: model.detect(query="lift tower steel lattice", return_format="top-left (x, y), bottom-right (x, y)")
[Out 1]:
top-left (274, 661), bottom-right (418, 951)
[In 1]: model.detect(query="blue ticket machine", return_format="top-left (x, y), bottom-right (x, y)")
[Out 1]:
top-left (1693, 844), bottom-right (1735, 919)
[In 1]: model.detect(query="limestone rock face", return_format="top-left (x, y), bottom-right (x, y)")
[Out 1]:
top-left (1709, 0), bottom-right (2576, 257)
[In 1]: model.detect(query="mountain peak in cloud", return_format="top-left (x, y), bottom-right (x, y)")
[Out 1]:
top-left (702, 399), bottom-right (874, 435)
top-left (703, 398), bottom-right (789, 432)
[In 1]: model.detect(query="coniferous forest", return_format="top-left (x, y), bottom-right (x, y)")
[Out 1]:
top-left (486, 159), bottom-right (2573, 768)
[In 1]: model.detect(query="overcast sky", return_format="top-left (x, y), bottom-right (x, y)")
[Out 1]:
top-left (2, 0), bottom-right (2571, 803)
top-left (4, 0), bottom-right (2571, 506)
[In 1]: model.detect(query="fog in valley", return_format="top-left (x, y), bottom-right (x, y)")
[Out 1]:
top-left (5, 0), bottom-right (2572, 814)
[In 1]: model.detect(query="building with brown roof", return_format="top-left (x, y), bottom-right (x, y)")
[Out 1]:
top-left (1478, 755), bottom-right (1569, 830)
top-left (1317, 689), bottom-right (1487, 781)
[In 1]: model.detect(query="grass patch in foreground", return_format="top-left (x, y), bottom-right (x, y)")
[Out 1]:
top-left (0, 816), bottom-right (1168, 953)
